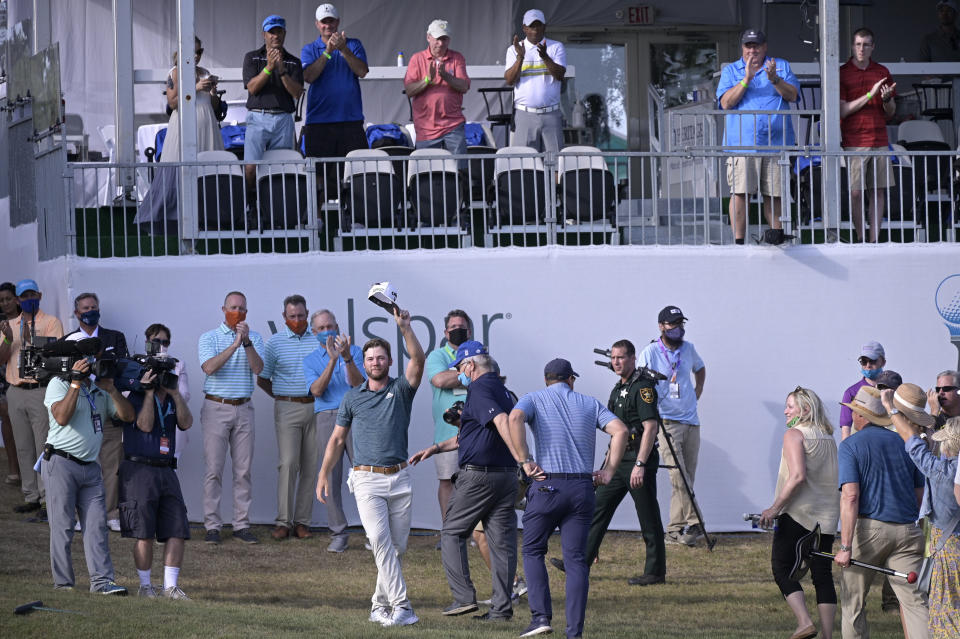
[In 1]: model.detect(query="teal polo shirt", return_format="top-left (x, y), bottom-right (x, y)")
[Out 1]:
top-left (425, 344), bottom-right (467, 443)
top-left (259, 325), bottom-right (316, 396)
top-left (44, 378), bottom-right (119, 462)
top-left (198, 323), bottom-right (265, 399)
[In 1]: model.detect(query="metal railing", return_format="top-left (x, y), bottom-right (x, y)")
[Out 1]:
top-left (64, 144), bottom-right (959, 257)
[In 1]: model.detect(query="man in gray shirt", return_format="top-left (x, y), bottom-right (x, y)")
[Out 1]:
top-left (316, 307), bottom-right (424, 627)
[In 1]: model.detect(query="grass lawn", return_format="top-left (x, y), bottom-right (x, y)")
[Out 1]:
top-left (0, 448), bottom-right (909, 638)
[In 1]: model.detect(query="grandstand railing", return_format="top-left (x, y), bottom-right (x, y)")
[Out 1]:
top-left (64, 145), bottom-right (959, 257)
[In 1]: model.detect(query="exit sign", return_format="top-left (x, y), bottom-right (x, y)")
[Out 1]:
top-left (627, 6), bottom-right (654, 24)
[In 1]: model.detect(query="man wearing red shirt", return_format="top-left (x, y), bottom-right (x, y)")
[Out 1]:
top-left (839, 28), bottom-right (896, 243)
top-left (403, 19), bottom-right (470, 161)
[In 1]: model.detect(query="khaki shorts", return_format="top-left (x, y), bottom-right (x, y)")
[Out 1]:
top-left (726, 155), bottom-right (782, 196)
top-left (434, 449), bottom-right (459, 480)
top-left (844, 147), bottom-right (895, 190)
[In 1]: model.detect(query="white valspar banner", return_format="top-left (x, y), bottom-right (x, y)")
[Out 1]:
top-left (54, 244), bottom-right (959, 532)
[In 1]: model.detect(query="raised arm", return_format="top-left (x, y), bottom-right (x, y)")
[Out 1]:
top-left (395, 308), bottom-right (424, 388)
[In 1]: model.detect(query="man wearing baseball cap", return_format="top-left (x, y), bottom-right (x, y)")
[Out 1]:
top-left (242, 15), bottom-right (304, 200)
top-left (839, 341), bottom-right (887, 441)
top-left (302, 4), bottom-right (370, 193)
top-left (504, 9), bottom-right (566, 152)
top-left (834, 386), bottom-right (927, 639)
top-left (404, 20), bottom-right (471, 161)
top-left (0, 279), bottom-right (64, 517)
top-left (920, 1), bottom-right (960, 62)
top-left (508, 357), bottom-right (627, 638)
top-left (408, 340), bottom-right (519, 623)
top-left (638, 305), bottom-right (707, 546)
top-left (716, 28), bottom-right (798, 245)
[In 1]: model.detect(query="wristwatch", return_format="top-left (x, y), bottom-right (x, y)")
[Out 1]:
top-left (888, 408), bottom-right (901, 416)
top-left (242, 340), bottom-right (252, 348)
top-left (838, 543), bottom-right (852, 552)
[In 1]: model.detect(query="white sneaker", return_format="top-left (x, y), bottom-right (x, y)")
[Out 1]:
top-left (369, 606), bottom-right (391, 623)
top-left (381, 606), bottom-right (418, 627)
top-left (107, 519), bottom-right (121, 532)
top-left (74, 521), bottom-right (82, 532)
top-left (137, 584), bottom-right (158, 598)
top-left (163, 586), bottom-right (190, 601)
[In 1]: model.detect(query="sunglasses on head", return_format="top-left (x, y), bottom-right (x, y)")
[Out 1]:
top-left (857, 356), bottom-right (878, 366)
top-left (936, 385), bottom-right (958, 393)
top-left (149, 338), bottom-right (171, 347)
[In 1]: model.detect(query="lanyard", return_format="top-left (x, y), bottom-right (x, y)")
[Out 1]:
top-left (154, 394), bottom-right (173, 438)
top-left (657, 339), bottom-right (680, 383)
top-left (79, 384), bottom-right (99, 416)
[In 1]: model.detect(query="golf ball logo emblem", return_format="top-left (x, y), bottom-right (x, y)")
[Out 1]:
top-left (936, 274), bottom-right (960, 336)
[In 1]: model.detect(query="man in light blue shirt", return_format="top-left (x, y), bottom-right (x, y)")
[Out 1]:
top-left (508, 358), bottom-right (627, 639)
top-left (638, 305), bottom-right (706, 546)
top-left (197, 291), bottom-right (264, 545)
top-left (303, 308), bottom-right (364, 552)
top-left (257, 294), bottom-right (319, 542)
top-left (716, 28), bottom-right (798, 245)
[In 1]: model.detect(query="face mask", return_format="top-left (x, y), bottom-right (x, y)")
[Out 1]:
top-left (224, 309), bottom-right (246, 329)
top-left (20, 298), bottom-right (40, 314)
top-left (786, 415), bottom-right (800, 428)
top-left (447, 327), bottom-right (469, 347)
top-left (862, 367), bottom-right (883, 380)
top-left (286, 318), bottom-right (307, 335)
top-left (457, 372), bottom-right (471, 388)
top-left (664, 326), bottom-right (685, 342)
top-left (80, 310), bottom-right (100, 327)
top-left (316, 329), bottom-right (337, 345)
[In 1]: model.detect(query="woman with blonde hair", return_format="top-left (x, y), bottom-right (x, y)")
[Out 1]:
top-left (760, 387), bottom-right (839, 639)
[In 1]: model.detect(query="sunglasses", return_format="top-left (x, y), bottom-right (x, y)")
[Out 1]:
top-left (936, 385), bottom-right (958, 393)
top-left (149, 338), bottom-right (171, 347)
top-left (857, 357), bottom-right (879, 366)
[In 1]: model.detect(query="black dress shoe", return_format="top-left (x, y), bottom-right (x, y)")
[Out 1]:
top-left (627, 574), bottom-right (665, 586)
top-left (14, 501), bottom-right (41, 513)
top-left (549, 557), bottom-right (565, 572)
top-left (473, 612), bottom-right (512, 622)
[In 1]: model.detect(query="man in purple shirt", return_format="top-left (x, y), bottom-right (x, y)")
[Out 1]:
top-left (840, 341), bottom-right (886, 441)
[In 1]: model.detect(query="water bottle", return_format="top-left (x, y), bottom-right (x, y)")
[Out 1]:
top-left (396, 51), bottom-right (405, 67)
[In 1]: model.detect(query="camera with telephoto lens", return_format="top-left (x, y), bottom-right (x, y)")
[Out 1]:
top-left (443, 400), bottom-right (464, 426)
top-left (19, 336), bottom-right (111, 383)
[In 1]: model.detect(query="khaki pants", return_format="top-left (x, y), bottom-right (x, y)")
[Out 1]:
top-left (6, 385), bottom-right (48, 503)
top-left (658, 420), bottom-right (701, 533)
top-left (98, 422), bottom-right (123, 520)
top-left (201, 399), bottom-right (255, 531)
top-left (315, 409), bottom-right (354, 536)
top-left (274, 400), bottom-right (318, 528)
top-left (839, 518), bottom-right (928, 639)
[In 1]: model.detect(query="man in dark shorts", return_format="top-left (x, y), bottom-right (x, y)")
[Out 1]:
top-left (119, 337), bottom-right (194, 599)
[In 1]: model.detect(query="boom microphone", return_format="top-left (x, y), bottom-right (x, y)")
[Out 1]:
top-left (75, 338), bottom-right (103, 356)
top-left (41, 338), bottom-right (102, 357)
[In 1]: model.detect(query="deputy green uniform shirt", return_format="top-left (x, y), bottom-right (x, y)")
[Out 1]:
top-left (607, 371), bottom-right (660, 461)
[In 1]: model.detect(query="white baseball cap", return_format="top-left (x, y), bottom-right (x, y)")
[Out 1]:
top-left (523, 9), bottom-right (546, 26)
top-left (427, 19), bottom-right (451, 38)
top-left (316, 4), bottom-right (339, 21)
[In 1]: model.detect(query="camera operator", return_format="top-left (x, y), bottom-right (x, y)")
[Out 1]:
top-left (64, 292), bottom-right (129, 531)
top-left (0, 279), bottom-right (64, 517)
top-left (42, 353), bottom-right (134, 594)
top-left (120, 362), bottom-right (193, 600)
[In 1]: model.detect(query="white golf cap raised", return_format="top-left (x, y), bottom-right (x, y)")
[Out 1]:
top-left (316, 4), bottom-right (339, 21)
top-left (523, 9), bottom-right (546, 26)
top-left (427, 19), bottom-right (450, 38)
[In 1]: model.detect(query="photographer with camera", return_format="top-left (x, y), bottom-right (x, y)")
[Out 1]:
top-left (0, 279), bottom-right (64, 518)
top-left (42, 349), bottom-right (135, 594)
top-left (119, 346), bottom-right (193, 600)
top-left (64, 292), bottom-right (129, 531)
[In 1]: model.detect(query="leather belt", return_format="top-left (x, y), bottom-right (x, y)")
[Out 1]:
top-left (275, 395), bottom-right (313, 404)
top-left (49, 447), bottom-right (93, 466)
top-left (353, 462), bottom-right (408, 475)
top-left (250, 108), bottom-right (289, 114)
top-left (204, 394), bottom-right (250, 405)
top-left (543, 472), bottom-right (593, 480)
top-left (125, 454), bottom-right (177, 469)
top-left (515, 104), bottom-right (560, 114)
top-left (462, 464), bottom-right (516, 473)
top-left (15, 381), bottom-right (47, 389)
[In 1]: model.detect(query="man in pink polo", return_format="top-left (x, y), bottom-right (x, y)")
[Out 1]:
top-left (403, 19), bottom-right (470, 160)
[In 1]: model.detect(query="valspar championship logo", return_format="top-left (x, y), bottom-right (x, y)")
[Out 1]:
top-left (935, 274), bottom-right (960, 368)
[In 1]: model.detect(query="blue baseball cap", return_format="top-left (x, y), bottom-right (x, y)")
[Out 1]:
top-left (544, 358), bottom-right (579, 379)
top-left (262, 15), bottom-right (286, 32)
top-left (15, 279), bottom-right (39, 296)
top-left (450, 340), bottom-right (487, 368)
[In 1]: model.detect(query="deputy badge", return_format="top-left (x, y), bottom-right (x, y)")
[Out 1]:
top-left (640, 388), bottom-right (654, 404)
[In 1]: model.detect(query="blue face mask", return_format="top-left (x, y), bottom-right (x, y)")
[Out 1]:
top-left (316, 330), bottom-right (337, 345)
top-left (664, 326), bottom-right (685, 342)
top-left (80, 310), bottom-right (100, 327)
top-left (862, 367), bottom-right (883, 380)
top-left (457, 372), bottom-right (471, 387)
top-left (20, 298), bottom-right (40, 314)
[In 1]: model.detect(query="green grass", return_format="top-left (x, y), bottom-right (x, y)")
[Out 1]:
top-left (0, 449), bottom-right (908, 638)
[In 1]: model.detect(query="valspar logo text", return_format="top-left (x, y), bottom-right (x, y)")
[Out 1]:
top-left (268, 299), bottom-right (512, 372)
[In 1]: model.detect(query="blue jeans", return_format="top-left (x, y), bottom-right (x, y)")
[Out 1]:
top-left (521, 477), bottom-right (595, 638)
top-left (415, 124), bottom-right (467, 168)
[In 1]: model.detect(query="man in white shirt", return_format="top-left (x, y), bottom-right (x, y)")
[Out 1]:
top-left (504, 9), bottom-right (566, 152)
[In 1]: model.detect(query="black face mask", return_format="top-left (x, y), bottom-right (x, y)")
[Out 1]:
top-left (447, 327), bottom-right (469, 347)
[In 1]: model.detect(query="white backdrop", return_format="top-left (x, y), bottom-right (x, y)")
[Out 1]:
top-left (0, 240), bottom-right (951, 534)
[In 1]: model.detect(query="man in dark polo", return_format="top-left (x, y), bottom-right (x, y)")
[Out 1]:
top-left (119, 356), bottom-right (193, 599)
top-left (242, 14), bottom-right (304, 197)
